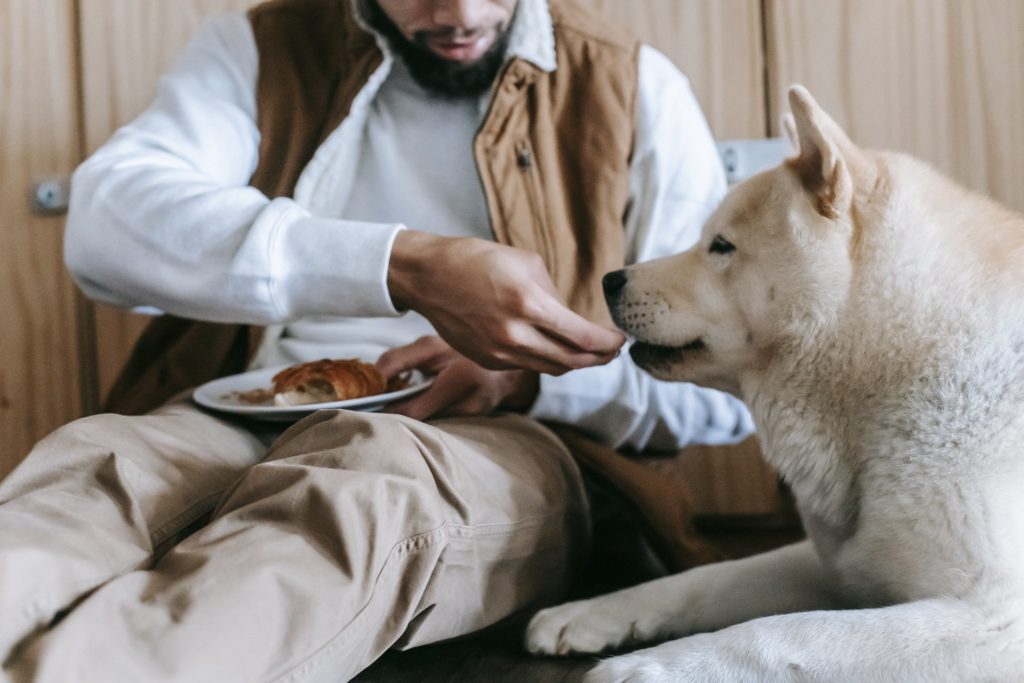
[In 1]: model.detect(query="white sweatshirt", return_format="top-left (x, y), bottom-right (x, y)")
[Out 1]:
top-left (65, 0), bottom-right (754, 451)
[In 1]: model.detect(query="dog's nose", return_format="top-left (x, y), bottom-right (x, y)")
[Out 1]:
top-left (603, 270), bottom-right (628, 299)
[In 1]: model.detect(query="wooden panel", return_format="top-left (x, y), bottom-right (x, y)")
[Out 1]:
top-left (0, 0), bottom-right (83, 475)
top-left (582, 0), bottom-right (766, 139)
top-left (766, 0), bottom-right (1024, 212)
top-left (674, 438), bottom-right (781, 515)
top-left (77, 0), bottom-right (263, 403)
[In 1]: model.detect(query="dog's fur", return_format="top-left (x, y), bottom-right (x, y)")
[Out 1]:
top-left (525, 86), bottom-right (1024, 681)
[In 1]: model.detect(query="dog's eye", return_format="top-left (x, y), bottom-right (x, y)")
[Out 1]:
top-left (709, 235), bottom-right (736, 255)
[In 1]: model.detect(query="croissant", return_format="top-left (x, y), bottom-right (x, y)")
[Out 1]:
top-left (271, 358), bottom-right (387, 406)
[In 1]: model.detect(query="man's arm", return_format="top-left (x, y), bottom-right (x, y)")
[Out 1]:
top-left (528, 46), bottom-right (754, 450)
top-left (66, 13), bottom-right (619, 374)
top-left (66, 13), bottom-right (406, 325)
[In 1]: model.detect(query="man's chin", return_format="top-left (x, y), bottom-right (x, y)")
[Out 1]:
top-left (364, 0), bottom-right (511, 98)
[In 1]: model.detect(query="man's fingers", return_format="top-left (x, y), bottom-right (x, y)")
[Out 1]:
top-left (376, 336), bottom-right (450, 378)
top-left (521, 289), bottom-right (625, 355)
top-left (433, 395), bottom-right (486, 420)
top-left (537, 301), bottom-right (626, 355)
top-left (487, 323), bottom-right (621, 375)
top-left (384, 368), bottom-right (473, 421)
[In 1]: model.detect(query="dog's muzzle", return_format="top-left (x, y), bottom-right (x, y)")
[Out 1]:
top-left (603, 269), bottom-right (628, 307)
top-left (602, 269), bottom-right (630, 330)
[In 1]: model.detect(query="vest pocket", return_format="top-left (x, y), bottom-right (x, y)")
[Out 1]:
top-left (515, 139), bottom-right (556, 274)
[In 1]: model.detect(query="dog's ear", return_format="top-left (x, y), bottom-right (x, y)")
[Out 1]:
top-left (781, 113), bottom-right (799, 152)
top-left (786, 85), bottom-right (858, 219)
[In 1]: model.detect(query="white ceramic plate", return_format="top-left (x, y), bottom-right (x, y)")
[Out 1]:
top-left (192, 365), bottom-right (432, 421)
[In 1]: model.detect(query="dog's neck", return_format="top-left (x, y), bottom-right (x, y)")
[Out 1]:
top-left (742, 155), bottom-right (1024, 531)
top-left (742, 355), bottom-right (860, 533)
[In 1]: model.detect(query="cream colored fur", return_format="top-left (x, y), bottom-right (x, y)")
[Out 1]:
top-left (525, 85), bottom-right (1024, 681)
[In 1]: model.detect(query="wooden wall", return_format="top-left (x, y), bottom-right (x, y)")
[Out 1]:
top-left (584, 0), bottom-right (766, 140)
top-left (0, 0), bottom-right (84, 475)
top-left (766, 0), bottom-right (1024, 213)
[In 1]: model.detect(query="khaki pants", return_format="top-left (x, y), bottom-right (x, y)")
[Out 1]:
top-left (0, 402), bottom-right (590, 682)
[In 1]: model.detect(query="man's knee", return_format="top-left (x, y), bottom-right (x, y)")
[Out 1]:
top-left (28, 404), bottom-right (252, 462)
top-left (265, 410), bottom-right (446, 478)
top-left (3, 408), bottom-right (263, 525)
top-left (206, 411), bottom-right (453, 559)
top-left (2, 413), bottom-right (147, 499)
top-left (218, 410), bottom-right (589, 539)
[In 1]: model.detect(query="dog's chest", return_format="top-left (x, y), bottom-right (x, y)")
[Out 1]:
top-left (824, 511), bottom-right (974, 603)
top-left (757, 408), bottom-right (858, 530)
top-left (761, 408), bottom-right (983, 603)
top-left (810, 459), bottom-right (1014, 605)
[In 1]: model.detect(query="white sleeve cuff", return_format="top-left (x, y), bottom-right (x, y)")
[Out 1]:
top-left (529, 354), bottom-right (754, 451)
top-left (269, 211), bottom-right (405, 320)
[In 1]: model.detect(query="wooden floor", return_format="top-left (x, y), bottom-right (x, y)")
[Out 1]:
top-left (355, 517), bottom-right (804, 682)
top-left (355, 623), bottom-right (597, 682)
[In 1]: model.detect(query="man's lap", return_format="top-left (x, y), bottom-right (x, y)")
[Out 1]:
top-left (0, 402), bottom-right (591, 679)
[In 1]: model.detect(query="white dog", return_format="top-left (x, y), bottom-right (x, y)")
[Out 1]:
top-left (526, 86), bottom-right (1024, 681)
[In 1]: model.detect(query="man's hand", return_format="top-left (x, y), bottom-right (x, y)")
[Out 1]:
top-left (387, 231), bottom-right (624, 375)
top-left (377, 336), bottom-right (539, 421)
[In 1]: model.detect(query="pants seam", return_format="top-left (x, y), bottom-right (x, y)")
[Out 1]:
top-left (272, 508), bottom-right (572, 683)
top-left (270, 524), bottom-right (450, 683)
top-left (441, 514), bottom-right (561, 539)
top-left (149, 489), bottom-right (228, 547)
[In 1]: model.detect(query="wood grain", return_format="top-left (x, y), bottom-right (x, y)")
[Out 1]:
top-left (672, 438), bottom-right (782, 515)
top-left (0, 0), bottom-right (84, 475)
top-left (582, 0), bottom-right (767, 139)
top-left (766, 0), bottom-right (1024, 212)
top-left (77, 0), bottom-right (263, 404)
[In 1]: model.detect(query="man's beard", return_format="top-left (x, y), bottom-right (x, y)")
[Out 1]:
top-left (363, 0), bottom-right (513, 99)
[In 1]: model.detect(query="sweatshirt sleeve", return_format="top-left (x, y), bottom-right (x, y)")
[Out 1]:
top-left (64, 13), bottom-right (403, 324)
top-left (528, 45), bottom-right (754, 451)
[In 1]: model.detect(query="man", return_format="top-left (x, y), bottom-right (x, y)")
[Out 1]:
top-left (0, 0), bottom-right (752, 680)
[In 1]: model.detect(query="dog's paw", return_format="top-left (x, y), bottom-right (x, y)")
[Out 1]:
top-left (584, 635), bottom-right (745, 683)
top-left (583, 655), bottom-right (674, 683)
top-left (525, 597), bottom-right (657, 656)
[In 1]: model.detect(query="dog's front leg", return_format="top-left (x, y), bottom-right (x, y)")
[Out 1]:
top-left (585, 596), bottom-right (1023, 683)
top-left (527, 540), bottom-right (836, 657)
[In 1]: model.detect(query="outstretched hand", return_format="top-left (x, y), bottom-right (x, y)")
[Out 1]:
top-left (376, 336), bottom-right (538, 421)
top-left (387, 231), bottom-right (624, 375)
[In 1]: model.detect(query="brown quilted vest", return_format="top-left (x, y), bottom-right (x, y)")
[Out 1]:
top-left (105, 0), bottom-right (639, 415)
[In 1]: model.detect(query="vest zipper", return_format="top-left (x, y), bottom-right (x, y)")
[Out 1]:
top-left (515, 139), bottom-right (556, 273)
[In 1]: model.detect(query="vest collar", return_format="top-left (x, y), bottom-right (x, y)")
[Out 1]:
top-left (506, 0), bottom-right (557, 72)
top-left (351, 0), bottom-right (556, 74)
